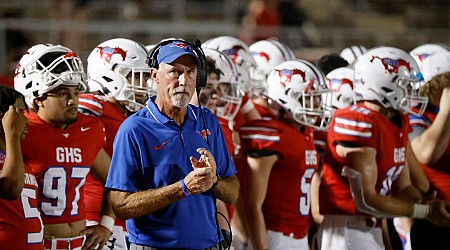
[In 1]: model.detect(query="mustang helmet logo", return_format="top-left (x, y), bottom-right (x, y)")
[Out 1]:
top-left (329, 78), bottom-right (354, 92)
top-left (252, 52), bottom-right (270, 62)
top-left (223, 45), bottom-right (246, 65)
top-left (97, 46), bottom-right (127, 61)
top-left (370, 56), bottom-right (411, 74)
top-left (275, 68), bottom-right (307, 87)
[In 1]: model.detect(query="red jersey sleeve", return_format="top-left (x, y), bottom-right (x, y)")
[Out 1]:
top-left (239, 119), bottom-right (281, 154)
top-left (330, 106), bottom-right (378, 148)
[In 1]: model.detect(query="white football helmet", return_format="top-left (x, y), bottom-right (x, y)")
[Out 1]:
top-left (202, 36), bottom-right (256, 92)
top-left (326, 67), bottom-right (356, 109)
top-left (267, 59), bottom-right (333, 129)
top-left (410, 43), bottom-right (450, 79)
top-left (87, 38), bottom-right (153, 112)
top-left (249, 39), bottom-right (296, 96)
top-left (340, 45), bottom-right (367, 65)
top-left (419, 51), bottom-right (450, 83)
top-left (146, 44), bottom-right (156, 53)
top-left (14, 43), bottom-right (86, 109)
top-left (354, 46), bottom-right (428, 116)
top-left (203, 48), bottom-right (243, 121)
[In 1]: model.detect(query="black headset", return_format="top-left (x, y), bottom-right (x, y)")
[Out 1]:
top-left (147, 38), bottom-right (207, 94)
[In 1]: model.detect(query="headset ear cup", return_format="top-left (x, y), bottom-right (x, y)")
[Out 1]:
top-left (193, 39), bottom-right (207, 92)
top-left (192, 39), bottom-right (207, 91)
top-left (148, 46), bottom-right (160, 69)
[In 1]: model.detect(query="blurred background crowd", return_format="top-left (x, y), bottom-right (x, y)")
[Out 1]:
top-left (0, 0), bottom-right (449, 87)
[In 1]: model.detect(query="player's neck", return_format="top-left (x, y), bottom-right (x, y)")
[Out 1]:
top-left (252, 96), bottom-right (268, 107)
top-left (37, 113), bottom-right (70, 129)
top-left (109, 98), bottom-right (128, 116)
top-left (363, 101), bottom-right (396, 119)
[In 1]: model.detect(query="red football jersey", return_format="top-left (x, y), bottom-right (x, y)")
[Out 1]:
top-left (320, 104), bottom-right (410, 215)
top-left (313, 129), bottom-right (327, 154)
top-left (217, 93), bottom-right (257, 156)
top-left (409, 105), bottom-right (450, 200)
top-left (21, 112), bottom-right (106, 224)
top-left (233, 93), bottom-right (256, 131)
top-left (239, 119), bottom-right (318, 238)
top-left (251, 100), bottom-right (276, 120)
top-left (0, 156), bottom-right (43, 249)
top-left (79, 94), bottom-right (126, 156)
top-left (79, 94), bottom-right (127, 227)
top-left (217, 116), bottom-right (235, 156)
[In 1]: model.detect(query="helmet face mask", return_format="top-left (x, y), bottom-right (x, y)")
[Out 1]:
top-left (394, 75), bottom-right (428, 116)
top-left (122, 67), bottom-right (153, 111)
top-left (38, 53), bottom-right (85, 90)
top-left (354, 46), bottom-right (428, 116)
top-left (203, 48), bottom-right (243, 121)
top-left (87, 38), bottom-right (153, 112)
top-left (291, 87), bottom-right (333, 129)
top-left (267, 59), bottom-right (333, 129)
top-left (14, 44), bottom-right (87, 109)
top-left (215, 82), bottom-right (243, 121)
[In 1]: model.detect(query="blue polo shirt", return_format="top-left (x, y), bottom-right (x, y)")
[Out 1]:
top-left (105, 96), bottom-right (236, 249)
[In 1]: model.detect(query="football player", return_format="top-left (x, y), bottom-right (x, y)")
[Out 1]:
top-left (317, 47), bottom-right (449, 250)
top-left (15, 43), bottom-right (114, 250)
top-left (0, 86), bottom-right (43, 249)
top-left (408, 48), bottom-right (450, 249)
top-left (239, 59), bottom-right (332, 249)
top-left (79, 38), bottom-right (155, 250)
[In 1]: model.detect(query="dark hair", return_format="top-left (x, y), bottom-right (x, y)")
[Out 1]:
top-left (0, 85), bottom-right (28, 115)
top-left (315, 54), bottom-right (349, 75)
top-left (206, 56), bottom-right (222, 80)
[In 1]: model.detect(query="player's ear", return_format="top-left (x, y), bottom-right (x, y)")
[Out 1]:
top-left (34, 98), bottom-right (44, 108)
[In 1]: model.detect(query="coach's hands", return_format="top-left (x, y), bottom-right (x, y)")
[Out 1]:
top-left (185, 148), bottom-right (216, 194)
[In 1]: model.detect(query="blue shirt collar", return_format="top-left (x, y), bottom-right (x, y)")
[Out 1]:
top-left (146, 96), bottom-right (198, 125)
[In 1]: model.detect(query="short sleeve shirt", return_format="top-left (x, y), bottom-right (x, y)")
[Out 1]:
top-left (106, 96), bottom-right (236, 249)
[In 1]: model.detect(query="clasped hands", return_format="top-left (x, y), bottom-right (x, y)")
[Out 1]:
top-left (183, 148), bottom-right (217, 194)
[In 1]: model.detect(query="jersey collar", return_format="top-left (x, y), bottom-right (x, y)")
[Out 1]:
top-left (146, 96), bottom-right (198, 125)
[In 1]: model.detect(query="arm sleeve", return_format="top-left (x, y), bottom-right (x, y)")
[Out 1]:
top-left (105, 120), bottom-right (141, 192)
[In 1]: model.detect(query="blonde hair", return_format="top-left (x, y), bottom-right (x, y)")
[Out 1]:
top-left (420, 72), bottom-right (450, 99)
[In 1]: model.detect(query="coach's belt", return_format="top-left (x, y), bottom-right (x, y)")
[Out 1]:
top-left (44, 235), bottom-right (85, 250)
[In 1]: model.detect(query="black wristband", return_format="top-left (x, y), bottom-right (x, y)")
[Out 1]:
top-left (212, 175), bottom-right (221, 188)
